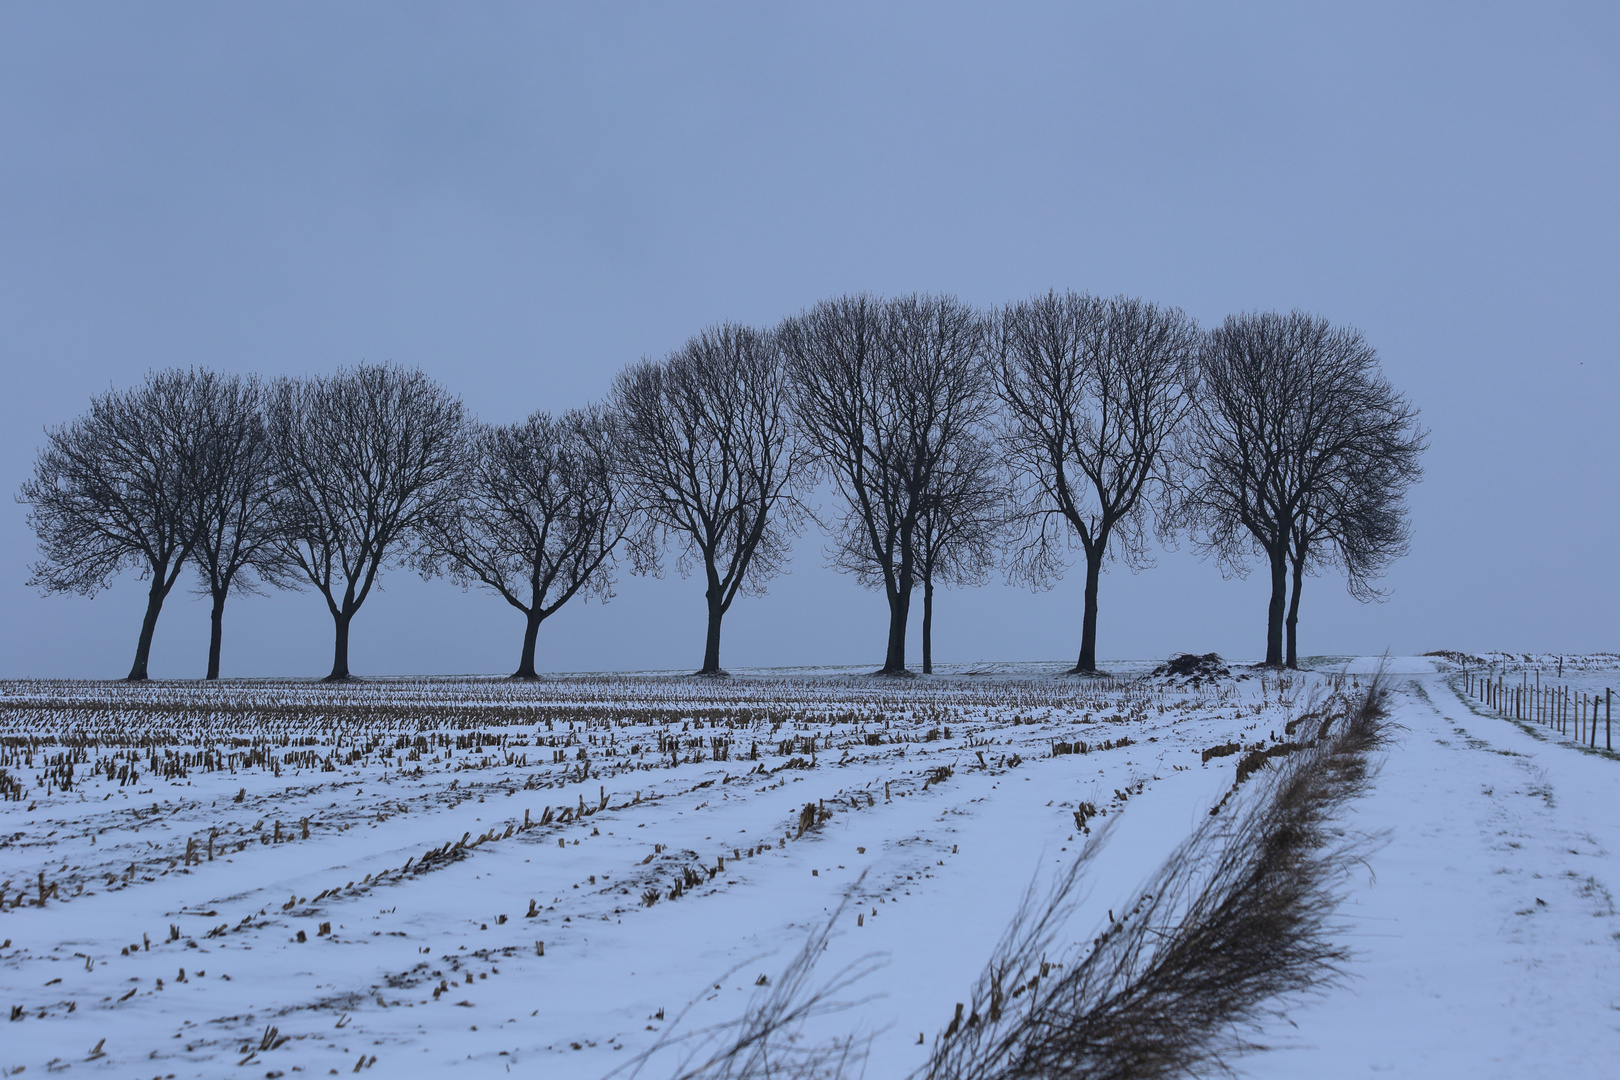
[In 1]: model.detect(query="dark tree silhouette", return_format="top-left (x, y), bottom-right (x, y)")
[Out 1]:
top-left (781, 294), bottom-right (995, 674)
top-left (419, 407), bottom-right (629, 679)
top-left (915, 431), bottom-right (1005, 674)
top-left (191, 373), bottom-right (290, 680)
top-left (18, 369), bottom-right (218, 681)
top-left (1181, 311), bottom-right (1425, 668)
top-left (1282, 424), bottom-right (1420, 668)
top-left (268, 364), bottom-right (464, 681)
top-left (614, 324), bottom-right (802, 675)
top-left (997, 292), bottom-right (1198, 674)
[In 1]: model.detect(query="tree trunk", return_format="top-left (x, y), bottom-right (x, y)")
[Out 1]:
top-left (126, 576), bottom-right (170, 681)
top-left (1073, 548), bottom-right (1103, 674)
top-left (699, 591), bottom-right (724, 675)
top-left (921, 576), bottom-right (934, 675)
top-left (1285, 555), bottom-right (1305, 671)
top-left (206, 589), bottom-right (227, 681)
top-left (326, 609), bottom-right (353, 681)
top-left (1264, 547), bottom-right (1288, 668)
top-left (514, 609), bottom-right (543, 679)
top-left (881, 581), bottom-right (911, 674)
top-left (126, 579), bottom-right (174, 680)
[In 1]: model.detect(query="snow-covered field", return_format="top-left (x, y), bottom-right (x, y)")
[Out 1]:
top-left (0, 657), bottom-right (1614, 1078)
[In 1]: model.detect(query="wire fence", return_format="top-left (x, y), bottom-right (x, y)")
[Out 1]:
top-left (1463, 670), bottom-right (1613, 751)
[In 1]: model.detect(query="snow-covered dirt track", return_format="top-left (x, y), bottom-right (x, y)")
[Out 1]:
top-left (1246, 660), bottom-right (1620, 1079)
top-left (0, 659), bottom-right (1614, 1078)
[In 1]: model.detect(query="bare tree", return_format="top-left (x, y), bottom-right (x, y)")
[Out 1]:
top-left (916, 431), bottom-right (1005, 674)
top-left (419, 407), bottom-right (629, 679)
top-left (19, 369), bottom-right (219, 681)
top-left (1181, 311), bottom-right (1425, 668)
top-left (613, 324), bottom-right (802, 675)
top-left (191, 373), bottom-right (291, 679)
top-left (1283, 421), bottom-right (1419, 668)
top-left (997, 292), bottom-right (1198, 674)
top-left (781, 294), bottom-right (994, 674)
top-left (268, 364), bottom-right (464, 681)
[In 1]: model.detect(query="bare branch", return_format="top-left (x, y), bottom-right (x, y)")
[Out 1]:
top-left (188, 372), bottom-right (295, 679)
top-left (996, 292), bottom-right (1199, 673)
top-left (781, 293), bottom-right (995, 674)
top-left (268, 363), bottom-right (464, 680)
top-left (417, 406), bottom-right (630, 678)
top-left (613, 324), bottom-right (805, 675)
top-left (18, 368), bottom-right (225, 679)
top-left (1179, 313), bottom-right (1426, 667)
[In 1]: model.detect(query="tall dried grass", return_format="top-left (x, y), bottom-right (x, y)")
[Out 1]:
top-left (642, 670), bottom-right (1391, 1080)
top-left (918, 668), bottom-right (1390, 1080)
top-left (611, 891), bottom-right (885, 1080)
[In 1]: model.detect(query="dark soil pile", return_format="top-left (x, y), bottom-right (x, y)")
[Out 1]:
top-left (1152, 652), bottom-right (1231, 680)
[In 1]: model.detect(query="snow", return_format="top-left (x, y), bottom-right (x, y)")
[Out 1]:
top-left (0, 660), bottom-right (1615, 1078)
top-left (1244, 666), bottom-right (1620, 1078)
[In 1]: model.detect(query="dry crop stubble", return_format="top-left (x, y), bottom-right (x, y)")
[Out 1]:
top-left (0, 666), bottom-right (1323, 1077)
top-left (920, 672), bottom-right (1391, 1080)
top-left (623, 672), bottom-right (1392, 1080)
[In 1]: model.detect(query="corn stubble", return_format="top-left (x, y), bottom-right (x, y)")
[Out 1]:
top-left (919, 671), bottom-right (1390, 1080)
top-left (662, 671), bottom-right (1390, 1080)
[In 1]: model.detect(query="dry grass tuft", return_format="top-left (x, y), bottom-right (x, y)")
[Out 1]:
top-left (917, 668), bottom-right (1391, 1080)
top-left (612, 891), bottom-right (884, 1080)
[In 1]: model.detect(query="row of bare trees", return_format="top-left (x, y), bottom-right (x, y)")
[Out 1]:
top-left (18, 292), bottom-right (1425, 681)
top-left (19, 367), bottom-right (464, 680)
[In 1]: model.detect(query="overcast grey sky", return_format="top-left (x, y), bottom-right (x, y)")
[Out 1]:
top-left (2, 3), bottom-right (1615, 679)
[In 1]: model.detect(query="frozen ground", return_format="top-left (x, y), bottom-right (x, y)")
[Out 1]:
top-left (0, 657), bottom-right (1614, 1079)
top-left (1245, 656), bottom-right (1620, 1078)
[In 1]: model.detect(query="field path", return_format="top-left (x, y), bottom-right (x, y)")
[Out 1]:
top-left (1244, 673), bottom-right (1620, 1078)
